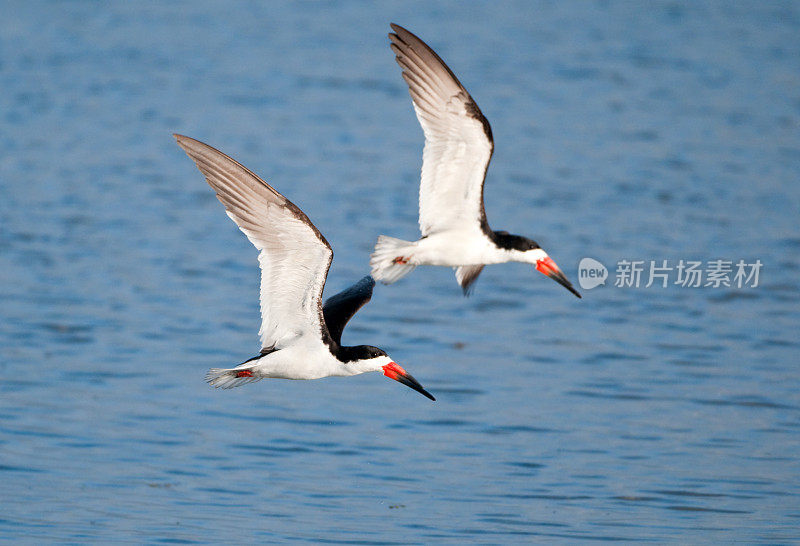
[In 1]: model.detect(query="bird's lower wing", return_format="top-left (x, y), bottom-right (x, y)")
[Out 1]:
top-left (322, 276), bottom-right (375, 345)
top-left (455, 264), bottom-right (485, 295)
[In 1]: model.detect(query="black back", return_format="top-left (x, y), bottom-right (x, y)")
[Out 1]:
top-left (322, 275), bottom-right (376, 346)
top-left (490, 230), bottom-right (540, 252)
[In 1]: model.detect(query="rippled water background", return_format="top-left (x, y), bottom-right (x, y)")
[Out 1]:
top-left (2, 1), bottom-right (799, 542)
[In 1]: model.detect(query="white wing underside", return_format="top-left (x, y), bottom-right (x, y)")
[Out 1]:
top-left (175, 135), bottom-right (332, 351)
top-left (390, 24), bottom-right (494, 237)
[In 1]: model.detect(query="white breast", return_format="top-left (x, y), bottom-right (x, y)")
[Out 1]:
top-left (249, 337), bottom-right (343, 380)
top-left (412, 229), bottom-right (505, 266)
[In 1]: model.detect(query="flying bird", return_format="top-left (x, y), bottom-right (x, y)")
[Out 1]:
top-left (175, 134), bottom-right (434, 400)
top-left (370, 24), bottom-right (581, 298)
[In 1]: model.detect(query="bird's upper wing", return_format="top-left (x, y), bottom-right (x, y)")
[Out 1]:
top-left (175, 134), bottom-right (333, 351)
top-left (322, 276), bottom-right (375, 345)
top-left (389, 23), bottom-right (495, 237)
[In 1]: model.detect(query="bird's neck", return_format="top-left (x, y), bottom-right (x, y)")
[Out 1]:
top-left (331, 345), bottom-right (383, 376)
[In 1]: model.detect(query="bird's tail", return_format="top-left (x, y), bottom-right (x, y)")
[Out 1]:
top-left (370, 235), bottom-right (417, 284)
top-left (206, 366), bottom-right (261, 389)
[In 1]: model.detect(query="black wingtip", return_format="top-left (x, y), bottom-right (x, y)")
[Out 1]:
top-left (389, 23), bottom-right (415, 42)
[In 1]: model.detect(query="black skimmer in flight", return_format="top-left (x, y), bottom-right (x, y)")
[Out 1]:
top-left (370, 24), bottom-right (581, 298)
top-left (174, 134), bottom-right (435, 400)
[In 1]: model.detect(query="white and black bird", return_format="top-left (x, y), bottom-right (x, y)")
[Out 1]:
top-left (175, 134), bottom-right (434, 400)
top-left (370, 24), bottom-right (581, 298)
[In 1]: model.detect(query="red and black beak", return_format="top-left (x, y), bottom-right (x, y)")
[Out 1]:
top-left (536, 256), bottom-right (582, 298)
top-left (383, 362), bottom-right (435, 401)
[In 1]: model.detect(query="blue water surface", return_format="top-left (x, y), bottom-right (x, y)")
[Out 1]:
top-left (1, 1), bottom-right (799, 542)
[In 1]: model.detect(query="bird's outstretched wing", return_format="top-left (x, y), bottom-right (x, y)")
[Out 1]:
top-left (175, 134), bottom-right (333, 351)
top-left (389, 23), bottom-right (495, 237)
top-left (322, 276), bottom-right (375, 345)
